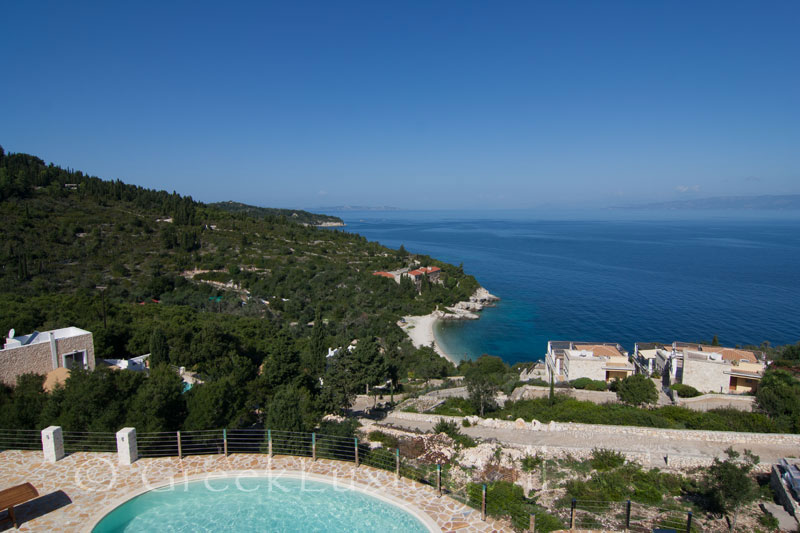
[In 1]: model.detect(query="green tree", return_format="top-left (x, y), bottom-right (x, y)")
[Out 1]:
top-left (756, 369), bottom-right (800, 432)
top-left (301, 309), bottom-right (326, 377)
top-left (408, 346), bottom-right (452, 383)
top-left (0, 374), bottom-right (47, 429)
top-left (466, 374), bottom-right (499, 417)
top-left (149, 327), bottom-right (169, 367)
top-left (462, 354), bottom-right (507, 383)
top-left (711, 335), bottom-right (720, 346)
top-left (780, 343), bottom-right (800, 361)
top-left (183, 379), bottom-right (247, 430)
top-left (317, 351), bottom-right (358, 415)
top-left (616, 374), bottom-right (657, 406)
top-left (126, 364), bottom-right (186, 433)
top-left (258, 332), bottom-right (302, 390)
top-left (351, 337), bottom-right (389, 405)
top-left (43, 367), bottom-right (141, 432)
top-left (703, 447), bottom-right (759, 531)
top-left (266, 385), bottom-right (312, 432)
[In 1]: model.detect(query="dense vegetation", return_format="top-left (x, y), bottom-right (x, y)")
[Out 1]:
top-left (0, 146), bottom-right (481, 433)
top-left (208, 201), bottom-right (343, 226)
top-left (434, 394), bottom-right (781, 432)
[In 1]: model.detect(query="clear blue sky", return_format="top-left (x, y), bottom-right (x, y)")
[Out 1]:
top-left (1, 1), bottom-right (798, 209)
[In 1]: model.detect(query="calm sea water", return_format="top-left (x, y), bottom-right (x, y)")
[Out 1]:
top-left (338, 210), bottom-right (800, 366)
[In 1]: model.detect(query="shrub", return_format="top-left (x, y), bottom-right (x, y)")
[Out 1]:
top-left (758, 509), bottom-right (779, 530)
top-left (585, 380), bottom-right (608, 391)
top-left (561, 462), bottom-right (682, 506)
top-left (433, 418), bottom-right (460, 436)
top-left (462, 418), bottom-right (471, 427)
top-left (521, 454), bottom-right (544, 472)
top-left (368, 430), bottom-right (399, 449)
top-left (671, 384), bottom-right (701, 398)
top-left (467, 481), bottom-right (563, 531)
top-left (571, 377), bottom-right (593, 389)
top-left (526, 378), bottom-right (549, 387)
top-left (431, 397), bottom-right (477, 416)
top-left (433, 417), bottom-right (477, 447)
top-left (452, 433), bottom-right (477, 448)
top-left (318, 418), bottom-right (360, 438)
top-left (616, 374), bottom-right (657, 406)
top-left (590, 448), bottom-right (625, 471)
top-left (571, 378), bottom-right (607, 391)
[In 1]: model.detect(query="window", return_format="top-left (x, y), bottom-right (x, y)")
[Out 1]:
top-left (62, 350), bottom-right (87, 370)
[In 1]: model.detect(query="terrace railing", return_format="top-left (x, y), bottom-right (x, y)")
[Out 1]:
top-left (0, 427), bottom-right (706, 532)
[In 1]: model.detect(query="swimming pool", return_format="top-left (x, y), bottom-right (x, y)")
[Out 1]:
top-left (91, 474), bottom-right (434, 532)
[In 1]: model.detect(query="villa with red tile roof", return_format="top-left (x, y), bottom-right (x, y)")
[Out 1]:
top-left (402, 266), bottom-right (442, 289)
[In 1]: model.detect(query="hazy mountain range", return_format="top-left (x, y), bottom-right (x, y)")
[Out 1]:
top-left (617, 194), bottom-right (800, 210)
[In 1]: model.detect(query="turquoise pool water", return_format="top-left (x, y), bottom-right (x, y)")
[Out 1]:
top-left (92, 476), bottom-right (430, 532)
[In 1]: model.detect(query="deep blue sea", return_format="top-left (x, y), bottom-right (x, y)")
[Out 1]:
top-left (336, 210), bottom-right (800, 366)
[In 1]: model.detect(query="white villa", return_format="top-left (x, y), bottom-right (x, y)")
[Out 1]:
top-left (634, 341), bottom-right (765, 394)
top-left (545, 341), bottom-right (634, 383)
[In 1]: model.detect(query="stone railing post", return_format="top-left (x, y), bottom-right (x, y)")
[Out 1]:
top-left (117, 427), bottom-right (138, 465)
top-left (41, 426), bottom-right (64, 463)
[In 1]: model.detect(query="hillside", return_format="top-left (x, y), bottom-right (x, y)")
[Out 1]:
top-left (208, 201), bottom-right (344, 226)
top-left (0, 146), bottom-right (478, 433)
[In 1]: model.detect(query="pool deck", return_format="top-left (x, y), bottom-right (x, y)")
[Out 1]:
top-left (0, 450), bottom-right (512, 532)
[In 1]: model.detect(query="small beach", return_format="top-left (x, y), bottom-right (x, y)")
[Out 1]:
top-left (401, 313), bottom-right (458, 365)
top-left (401, 287), bottom-right (500, 365)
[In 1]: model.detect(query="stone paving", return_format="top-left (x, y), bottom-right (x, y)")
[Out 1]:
top-left (0, 450), bottom-right (512, 532)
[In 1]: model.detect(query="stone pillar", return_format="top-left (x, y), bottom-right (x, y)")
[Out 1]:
top-left (117, 427), bottom-right (138, 465)
top-left (41, 426), bottom-right (64, 463)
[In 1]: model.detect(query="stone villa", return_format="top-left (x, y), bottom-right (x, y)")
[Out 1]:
top-left (633, 341), bottom-right (765, 394)
top-left (0, 327), bottom-right (95, 387)
top-left (545, 341), bottom-right (634, 383)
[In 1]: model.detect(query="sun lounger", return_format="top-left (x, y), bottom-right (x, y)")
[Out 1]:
top-left (0, 483), bottom-right (39, 528)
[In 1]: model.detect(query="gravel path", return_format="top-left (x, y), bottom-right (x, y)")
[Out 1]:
top-left (379, 414), bottom-right (797, 469)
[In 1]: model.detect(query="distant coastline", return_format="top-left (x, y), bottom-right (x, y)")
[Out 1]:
top-left (401, 287), bottom-right (499, 365)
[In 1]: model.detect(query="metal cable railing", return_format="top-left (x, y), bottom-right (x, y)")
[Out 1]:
top-left (0, 428), bottom-right (713, 532)
top-left (558, 498), bottom-right (704, 533)
top-left (0, 428), bottom-right (42, 451)
top-left (62, 431), bottom-right (117, 453)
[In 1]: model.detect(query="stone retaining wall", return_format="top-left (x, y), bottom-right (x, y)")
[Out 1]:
top-left (677, 394), bottom-right (755, 412)
top-left (510, 385), bottom-right (618, 404)
top-left (390, 411), bottom-right (800, 446)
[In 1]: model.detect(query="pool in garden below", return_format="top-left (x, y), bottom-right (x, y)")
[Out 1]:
top-left (92, 475), bottom-right (433, 532)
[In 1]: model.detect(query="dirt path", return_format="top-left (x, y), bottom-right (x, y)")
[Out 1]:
top-left (379, 414), bottom-right (796, 469)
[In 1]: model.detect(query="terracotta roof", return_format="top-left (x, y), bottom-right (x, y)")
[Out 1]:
top-left (574, 344), bottom-right (624, 358)
top-left (700, 345), bottom-right (758, 363)
top-left (372, 271), bottom-right (395, 279)
top-left (422, 266), bottom-right (441, 273)
top-left (407, 269), bottom-right (424, 276)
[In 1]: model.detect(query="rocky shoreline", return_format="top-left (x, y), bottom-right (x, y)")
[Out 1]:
top-left (438, 286), bottom-right (500, 320)
top-left (401, 287), bottom-right (500, 363)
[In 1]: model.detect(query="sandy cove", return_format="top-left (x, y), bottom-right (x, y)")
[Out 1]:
top-left (401, 287), bottom-right (499, 365)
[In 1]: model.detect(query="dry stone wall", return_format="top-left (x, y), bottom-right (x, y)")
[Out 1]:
top-left (390, 411), bottom-right (800, 446)
top-left (0, 342), bottom-right (52, 386)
